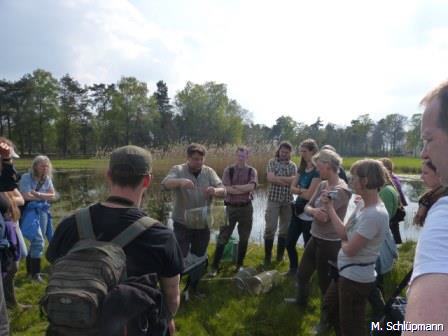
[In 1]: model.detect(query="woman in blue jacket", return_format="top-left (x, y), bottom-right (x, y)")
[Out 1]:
top-left (19, 155), bottom-right (56, 282)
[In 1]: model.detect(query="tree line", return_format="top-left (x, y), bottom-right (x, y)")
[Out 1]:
top-left (0, 69), bottom-right (421, 157)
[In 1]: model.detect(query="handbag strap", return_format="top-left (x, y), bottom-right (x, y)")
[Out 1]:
top-left (385, 268), bottom-right (413, 310)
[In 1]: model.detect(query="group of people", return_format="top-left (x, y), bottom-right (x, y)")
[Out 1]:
top-left (0, 139), bottom-right (55, 335)
top-left (0, 80), bottom-right (447, 336)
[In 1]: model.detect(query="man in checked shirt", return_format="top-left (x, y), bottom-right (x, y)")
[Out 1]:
top-left (264, 141), bottom-right (297, 266)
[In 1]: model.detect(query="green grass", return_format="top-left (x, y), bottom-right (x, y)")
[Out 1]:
top-left (13, 155), bottom-right (423, 175)
top-left (9, 242), bottom-right (416, 335)
top-left (341, 157), bottom-right (422, 174)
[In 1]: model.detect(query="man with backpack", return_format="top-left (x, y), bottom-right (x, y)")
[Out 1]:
top-left (46, 145), bottom-right (183, 335)
top-left (209, 146), bottom-right (258, 276)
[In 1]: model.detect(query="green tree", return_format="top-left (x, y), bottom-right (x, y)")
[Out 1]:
top-left (175, 81), bottom-right (245, 145)
top-left (29, 69), bottom-right (59, 153)
top-left (270, 116), bottom-right (298, 144)
top-left (384, 114), bottom-right (408, 154)
top-left (57, 74), bottom-right (90, 156)
top-left (405, 113), bottom-right (422, 157)
top-left (152, 80), bottom-right (176, 148)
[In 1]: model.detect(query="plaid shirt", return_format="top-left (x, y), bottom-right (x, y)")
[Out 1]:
top-left (267, 158), bottom-right (297, 202)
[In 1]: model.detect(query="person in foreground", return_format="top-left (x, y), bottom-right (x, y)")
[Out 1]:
top-left (46, 145), bottom-right (183, 335)
top-left (322, 159), bottom-right (389, 336)
top-left (413, 160), bottom-right (447, 227)
top-left (404, 81), bottom-right (448, 335)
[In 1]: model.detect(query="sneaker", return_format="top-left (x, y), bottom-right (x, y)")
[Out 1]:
top-left (31, 273), bottom-right (45, 283)
top-left (207, 268), bottom-right (218, 278)
top-left (285, 268), bottom-right (298, 277)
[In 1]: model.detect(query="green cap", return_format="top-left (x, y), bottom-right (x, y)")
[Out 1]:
top-left (109, 145), bottom-right (152, 175)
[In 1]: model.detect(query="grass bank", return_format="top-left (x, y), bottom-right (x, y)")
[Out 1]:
top-left (13, 155), bottom-right (423, 176)
top-left (10, 242), bottom-right (415, 335)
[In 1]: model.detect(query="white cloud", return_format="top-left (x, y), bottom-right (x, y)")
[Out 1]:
top-left (2, 0), bottom-right (448, 126)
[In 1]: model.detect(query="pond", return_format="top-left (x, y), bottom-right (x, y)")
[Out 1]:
top-left (49, 171), bottom-right (424, 245)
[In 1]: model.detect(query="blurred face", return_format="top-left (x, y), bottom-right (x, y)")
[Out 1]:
top-left (278, 147), bottom-right (291, 161)
top-left (299, 146), bottom-right (313, 162)
top-left (236, 150), bottom-right (249, 165)
top-left (421, 164), bottom-right (442, 190)
top-left (187, 153), bottom-right (205, 172)
top-left (36, 161), bottom-right (50, 178)
top-left (349, 174), bottom-right (363, 194)
top-left (316, 159), bottom-right (330, 180)
top-left (421, 98), bottom-right (448, 184)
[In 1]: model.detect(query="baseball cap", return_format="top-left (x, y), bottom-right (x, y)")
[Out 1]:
top-left (109, 146), bottom-right (152, 175)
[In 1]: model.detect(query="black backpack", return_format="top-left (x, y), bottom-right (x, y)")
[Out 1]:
top-left (41, 207), bottom-right (158, 335)
top-left (370, 269), bottom-right (413, 336)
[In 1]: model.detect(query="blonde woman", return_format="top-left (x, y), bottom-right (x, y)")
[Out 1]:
top-left (19, 155), bottom-right (56, 282)
top-left (322, 159), bottom-right (389, 336)
top-left (296, 149), bottom-right (351, 331)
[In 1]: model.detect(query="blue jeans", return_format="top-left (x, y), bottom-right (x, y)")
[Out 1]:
top-left (29, 210), bottom-right (49, 258)
top-left (286, 215), bottom-right (312, 271)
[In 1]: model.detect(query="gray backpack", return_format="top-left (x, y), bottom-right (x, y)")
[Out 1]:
top-left (40, 206), bottom-right (157, 335)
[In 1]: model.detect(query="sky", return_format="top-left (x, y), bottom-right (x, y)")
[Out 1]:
top-left (1, 0), bottom-right (448, 127)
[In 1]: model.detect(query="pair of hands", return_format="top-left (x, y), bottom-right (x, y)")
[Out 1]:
top-left (179, 178), bottom-right (217, 196)
top-left (30, 190), bottom-right (43, 199)
top-left (313, 191), bottom-right (335, 222)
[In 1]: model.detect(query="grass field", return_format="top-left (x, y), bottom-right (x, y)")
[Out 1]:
top-left (9, 242), bottom-right (415, 335)
top-left (13, 155), bottom-right (423, 175)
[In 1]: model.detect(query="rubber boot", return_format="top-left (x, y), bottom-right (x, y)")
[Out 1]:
top-left (236, 240), bottom-right (248, 270)
top-left (30, 258), bottom-right (44, 283)
top-left (26, 255), bottom-right (31, 277)
top-left (276, 237), bottom-right (286, 262)
top-left (3, 273), bottom-right (31, 310)
top-left (264, 239), bottom-right (274, 267)
top-left (209, 244), bottom-right (226, 277)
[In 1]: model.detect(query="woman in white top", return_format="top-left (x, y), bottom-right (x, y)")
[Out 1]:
top-left (321, 159), bottom-right (389, 336)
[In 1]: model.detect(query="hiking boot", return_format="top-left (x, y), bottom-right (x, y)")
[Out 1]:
top-left (276, 237), bottom-right (286, 262)
top-left (264, 239), bottom-right (273, 267)
top-left (285, 268), bottom-right (298, 278)
top-left (30, 258), bottom-right (45, 283)
top-left (236, 240), bottom-right (248, 268)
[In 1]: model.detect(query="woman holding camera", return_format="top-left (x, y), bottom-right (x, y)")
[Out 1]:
top-left (295, 149), bottom-right (351, 332)
top-left (322, 159), bottom-right (389, 336)
top-left (286, 139), bottom-right (320, 276)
